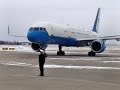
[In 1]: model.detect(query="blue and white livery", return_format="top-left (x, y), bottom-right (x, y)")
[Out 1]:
top-left (27, 8), bottom-right (120, 56)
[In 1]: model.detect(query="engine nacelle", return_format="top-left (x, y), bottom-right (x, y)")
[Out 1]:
top-left (31, 43), bottom-right (47, 52)
top-left (91, 40), bottom-right (106, 53)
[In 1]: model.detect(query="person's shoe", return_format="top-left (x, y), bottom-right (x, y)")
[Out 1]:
top-left (38, 74), bottom-right (44, 76)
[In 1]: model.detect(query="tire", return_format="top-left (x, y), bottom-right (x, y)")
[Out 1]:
top-left (92, 52), bottom-right (96, 56)
top-left (88, 52), bottom-right (91, 56)
top-left (62, 51), bottom-right (65, 55)
top-left (57, 51), bottom-right (65, 56)
top-left (88, 51), bottom-right (96, 56)
top-left (57, 51), bottom-right (60, 55)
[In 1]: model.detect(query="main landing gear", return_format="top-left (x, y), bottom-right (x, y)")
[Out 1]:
top-left (88, 51), bottom-right (96, 56)
top-left (57, 45), bottom-right (65, 55)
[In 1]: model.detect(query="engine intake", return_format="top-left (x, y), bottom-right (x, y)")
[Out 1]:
top-left (31, 43), bottom-right (47, 52)
top-left (91, 40), bottom-right (106, 53)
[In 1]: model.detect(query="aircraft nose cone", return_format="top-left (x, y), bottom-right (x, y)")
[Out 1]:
top-left (27, 32), bottom-right (37, 42)
top-left (27, 31), bottom-right (49, 44)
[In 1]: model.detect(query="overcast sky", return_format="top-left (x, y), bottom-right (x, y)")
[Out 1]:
top-left (0, 0), bottom-right (120, 44)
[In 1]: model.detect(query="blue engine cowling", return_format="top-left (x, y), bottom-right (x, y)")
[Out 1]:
top-left (91, 40), bottom-right (106, 53)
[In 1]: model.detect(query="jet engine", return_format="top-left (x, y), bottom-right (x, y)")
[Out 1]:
top-left (91, 40), bottom-right (106, 53)
top-left (31, 43), bottom-right (47, 52)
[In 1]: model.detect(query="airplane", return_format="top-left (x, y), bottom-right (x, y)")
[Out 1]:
top-left (9, 8), bottom-right (120, 56)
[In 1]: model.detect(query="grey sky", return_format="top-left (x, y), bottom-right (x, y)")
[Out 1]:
top-left (0, 0), bottom-right (120, 44)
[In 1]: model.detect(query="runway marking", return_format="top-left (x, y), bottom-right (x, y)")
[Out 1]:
top-left (1, 61), bottom-right (120, 70)
top-left (103, 53), bottom-right (120, 55)
top-left (44, 65), bottom-right (120, 70)
top-left (1, 61), bottom-right (33, 66)
top-left (102, 61), bottom-right (120, 63)
top-left (49, 58), bottom-right (100, 61)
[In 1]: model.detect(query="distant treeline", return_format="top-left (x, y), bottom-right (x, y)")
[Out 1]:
top-left (0, 41), bottom-right (31, 45)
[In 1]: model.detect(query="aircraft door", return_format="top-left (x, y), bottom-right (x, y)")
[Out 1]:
top-left (50, 26), bottom-right (54, 36)
top-left (64, 27), bottom-right (70, 38)
top-left (49, 24), bottom-right (54, 36)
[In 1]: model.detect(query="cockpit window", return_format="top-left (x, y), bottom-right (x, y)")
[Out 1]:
top-left (40, 27), bottom-right (46, 32)
top-left (43, 28), bottom-right (46, 31)
top-left (40, 27), bottom-right (43, 31)
top-left (34, 27), bottom-right (39, 31)
top-left (29, 27), bottom-right (47, 32)
top-left (29, 28), bottom-right (33, 31)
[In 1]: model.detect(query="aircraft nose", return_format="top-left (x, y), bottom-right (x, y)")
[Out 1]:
top-left (27, 31), bottom-right (49, 44)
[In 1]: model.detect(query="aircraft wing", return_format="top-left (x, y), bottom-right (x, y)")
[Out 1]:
top-left (77, 35), bottom-right (120, 41)
top-left (99, 35), bottom-right (120, 41)
top-left (76, 35), bottom-right (120, 47)
top-left (8, 26), bottom-right (26, 38)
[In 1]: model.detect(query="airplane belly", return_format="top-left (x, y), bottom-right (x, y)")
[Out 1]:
top-left (49, 36), bottom-right (77, 46)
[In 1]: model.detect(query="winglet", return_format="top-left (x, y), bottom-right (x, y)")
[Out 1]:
top-left (92, 8), bottom-right (101, 33)
top-left (7, 26), bottom-right (26, 37)
top-left (8, 26), bottom-right (10, 35)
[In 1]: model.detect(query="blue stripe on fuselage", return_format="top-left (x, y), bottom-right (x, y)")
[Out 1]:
top-left (27, 30), bottom-right (77, 46)
top-left (49, 35), bottom-right (77, 46)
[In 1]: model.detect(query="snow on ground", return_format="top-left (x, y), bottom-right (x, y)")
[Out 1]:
top-left (2, 61), bottom-right (120, 70)
top-left (0, 45), bottom-right (120, 52)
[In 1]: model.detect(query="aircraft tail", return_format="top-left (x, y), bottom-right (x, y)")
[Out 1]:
top-left (92, 8), bottom-right (101, 33)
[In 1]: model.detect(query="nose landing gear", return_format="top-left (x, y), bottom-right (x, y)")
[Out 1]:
top-left (57, 45), bottom-right (65, 55)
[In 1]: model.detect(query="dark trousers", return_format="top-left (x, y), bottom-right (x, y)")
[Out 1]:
top-left (39, 54), bottom-right (45, 76)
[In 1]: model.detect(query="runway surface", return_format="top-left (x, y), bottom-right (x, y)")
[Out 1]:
top-left (0, 46), bottom-right (120, 90)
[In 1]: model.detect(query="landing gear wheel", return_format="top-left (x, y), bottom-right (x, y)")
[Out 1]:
top-left (57, 45), bottom-right (65, 56)
top-left (57, 51), bottom-right (60, 55)
top-left (88, 51), bottom-right (96, 56)
top-left (57, 51), bottom-right (65, 56)
top-left (62, 51), bottom-right (65, 55)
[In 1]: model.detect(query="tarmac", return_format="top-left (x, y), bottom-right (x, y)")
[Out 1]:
top-left (0, 46), bottom-right (120, 90)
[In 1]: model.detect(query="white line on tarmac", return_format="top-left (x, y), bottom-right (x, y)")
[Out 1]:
top-left (103, 53), bottom-right (120, 55)
top-left (1, 61), bottom-right (120, 70)
top-left (44, 65), bottom-right (120, 70)
top-left (48, 58), bottom-right (100, 61)
top-left (102, 61), bottom-right (120, 63)
top-left (1, 61), bottom-right (33, 66)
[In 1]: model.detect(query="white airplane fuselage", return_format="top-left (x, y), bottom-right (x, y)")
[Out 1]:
top-left (27, 8), bottom-right (109, 56)
top-left (8, 8), bottom-right (120, 56)
top-left (27, 22), bottom-right (98, 47)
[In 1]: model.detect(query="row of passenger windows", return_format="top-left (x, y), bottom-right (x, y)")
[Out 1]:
top-left (29, 27), bottom-right (46, 32)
